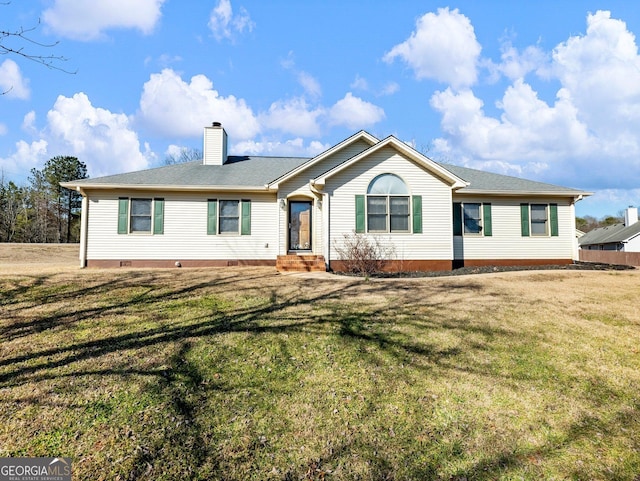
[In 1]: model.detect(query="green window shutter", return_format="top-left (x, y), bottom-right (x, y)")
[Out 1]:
top-left (241, 199), bottom-right (251, 235)
top-left (550, 203), bottom-right (559, 236)
top-left (483, 203), bottom-right (492, 236)
top-left (412, 195), bottom-right (422, 234)
top-left (453, 202), bottom-right (462, 236)
top-left (520, 204), bottom-right (530, 237)
top-left (118, 198), bottom-right (129, 234)
top-left (207, 199), bottom-right (217, 235)
top-left (153, 198), bottom-right (164, 235)
top-left (355, 195), bottom-right (365, 233)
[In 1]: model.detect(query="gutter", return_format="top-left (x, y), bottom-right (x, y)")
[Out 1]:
top-left (60, 182), bottom-right (273, 193)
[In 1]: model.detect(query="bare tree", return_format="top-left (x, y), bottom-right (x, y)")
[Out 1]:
top-left (1, 2), bottom-right (74, 94)
top-left (164, 147), bottom-right (203, 165)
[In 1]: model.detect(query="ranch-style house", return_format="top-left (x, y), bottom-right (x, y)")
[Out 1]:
top-left (61, 123), bottom-right (590, 272)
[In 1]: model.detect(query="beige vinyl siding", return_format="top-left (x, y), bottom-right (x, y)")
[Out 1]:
top-left (453, 196), bottom-right (576, 260)
top-left (85, 190), bottom-right (278, 260)
top-left (328, 146), bottom-right (453, 262)
top-left (278, 138), bottom-right (373, 255)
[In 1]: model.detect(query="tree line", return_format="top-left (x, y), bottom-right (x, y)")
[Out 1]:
top-left (0, 156), bottom-right (87, 243)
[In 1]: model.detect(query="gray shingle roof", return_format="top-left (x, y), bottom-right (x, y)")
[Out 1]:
top-left (65, 152), bottom-right (588, 197)
top-left (439, 163), bottom-right (587, 195)
top-left (68, 156), bottom-right (310, 188)
top-left (578, 222), bottom-right (640, 246)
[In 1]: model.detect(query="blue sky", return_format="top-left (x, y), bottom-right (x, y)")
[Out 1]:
top-left (1, 0), bottom-right (640, 218)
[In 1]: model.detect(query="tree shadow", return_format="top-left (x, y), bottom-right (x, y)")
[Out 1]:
top-left (1, 267), bottom-right (636, 479)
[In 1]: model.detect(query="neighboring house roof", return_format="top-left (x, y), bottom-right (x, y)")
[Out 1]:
top-left (62, 156), bottom-right (309, 191)
top-left (578, 222), bottom-right (640, 246)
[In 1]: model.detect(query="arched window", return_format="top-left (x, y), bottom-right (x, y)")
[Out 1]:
top-left (366, 174), bottom-right (410, 233)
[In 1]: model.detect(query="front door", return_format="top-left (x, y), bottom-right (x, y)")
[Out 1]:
top-left (289, 201), bottom-right (312, 251)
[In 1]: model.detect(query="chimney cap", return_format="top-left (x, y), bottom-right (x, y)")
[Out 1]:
top-left (212, 121), bottom-right (222, 128)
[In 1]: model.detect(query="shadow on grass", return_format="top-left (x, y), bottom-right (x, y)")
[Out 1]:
top-left (1, 268), bottom-right (637, 479)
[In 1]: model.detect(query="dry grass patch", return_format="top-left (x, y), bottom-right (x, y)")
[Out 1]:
top-left (0, 263), bottom-right (639, 480)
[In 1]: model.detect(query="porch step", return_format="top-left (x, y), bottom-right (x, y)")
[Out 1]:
top-left (276, 255), bottom-right (327, 273)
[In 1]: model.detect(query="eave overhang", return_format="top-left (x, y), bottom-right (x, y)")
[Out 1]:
top-left (60, 182), bottom-right (272, 193)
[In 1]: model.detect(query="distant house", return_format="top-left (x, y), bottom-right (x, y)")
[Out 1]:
top-left (579, 207), bottom-right (640, 252)
top-left (61, 123), bottom-right (591, 271)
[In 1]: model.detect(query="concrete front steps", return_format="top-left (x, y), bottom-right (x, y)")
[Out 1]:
top-left (276, 255), bottom-right (326, 272)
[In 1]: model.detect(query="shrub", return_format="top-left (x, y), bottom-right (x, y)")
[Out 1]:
top-left (333, 231), bottom-right (396, 276)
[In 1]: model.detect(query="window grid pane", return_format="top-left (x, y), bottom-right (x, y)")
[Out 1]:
top-left (389, 197), bottom-right (409, 215)
top-left (390, 215), bottom-right (409, 232)
top-left (219, 200), bottom-right (240, 234)
top-left (130, 199), bottom-right (152, 233)
top-left (463, 203), bottom-right (482, 234)
top-left (367, 196), bottom-right (387, 214)
top-left (368, 215), bottom-right (387, 232)
top-left (531, 204), bottom-right (548, 236)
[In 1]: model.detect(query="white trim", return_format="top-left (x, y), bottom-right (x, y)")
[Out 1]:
top-left (267, 130), bottom-right (379, 189)
top-left (61, 183), bottom-right (269, 192)
top-left (313, 136), bottom-right (469, 190)
top-left (79, 195), bottom-right (88, 267)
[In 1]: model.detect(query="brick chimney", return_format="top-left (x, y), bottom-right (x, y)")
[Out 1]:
top-left (203, 122), bottom-right (227, 166)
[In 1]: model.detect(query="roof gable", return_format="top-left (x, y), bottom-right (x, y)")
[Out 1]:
top-left (312, 135), bottom-right (468, 189)
top-left (267, 130), bottom-right (378, 189)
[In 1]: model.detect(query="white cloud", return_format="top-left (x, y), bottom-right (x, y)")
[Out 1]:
top-left (260, 98), bottom-right (324, 137)
top-left (208, 0), bottom-right (254, 41)
top-left (328, 93), bottom-right (385, 130)
top-left (297, 72), bottom-right (322, 99)
top-left (351, 75), bottom-right (399, 97)
top-left (426, 10), bottom-right (640, 192)
top-left (0, 139), bottom-right (48, 176)
top-left (383, 7), bottom-right (481, 89)
top-left (45, 93), bottom-right (150, 177)
top-left (43, 0), bottom-right (165, 41)
top-left (280, 53), bottom-right (322, 98)
top-left (1, 93), bottom-right (150, 178)
top-left (494, 42), bottom-right (547, 81)
top-left (0, 59), bottom-right (30, 99)
top-left (350, 75), bottom-right (369, 91)
top-left (551, 11), bottom-right (640, 137)
top-left (379, 82), bottom-right (399, 96)
top-left (22, 111), bottom-right (37, 133)
top-left (430, 83), bottom-right (594, 179)
top-left (138, 68), bottom-right (261, 140)
top-left (234, 138), bottom-right (329, 157)
top-left (0, 124), bottom-right (6, 136)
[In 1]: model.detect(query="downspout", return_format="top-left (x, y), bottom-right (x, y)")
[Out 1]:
top-left (78, 188), bottom-right (88, 268)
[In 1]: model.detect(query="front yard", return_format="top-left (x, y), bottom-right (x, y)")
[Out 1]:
top-left (0, 263), bottom-right (638, 480)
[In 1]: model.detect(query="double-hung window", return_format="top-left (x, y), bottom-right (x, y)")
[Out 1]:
top-left (530, 204), bottom-right (548, 236)
top-left (520, 203), bottom-right (558, 237)
top-left (207, 199), bottom-right (251, 235)
top-left (453, 202), bottom-right (492, 236)
top-left (130, 199), bottom-right (152, 233)
top-left (219, 200), bottom-right (239, 234)
top-left (463, 203), bottom-right (482, 234)
top-left (118, 197), bottom-right (164, 235)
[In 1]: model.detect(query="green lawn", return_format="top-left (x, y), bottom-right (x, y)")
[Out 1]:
top-left (0, 267), bottom-right (639, 480)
